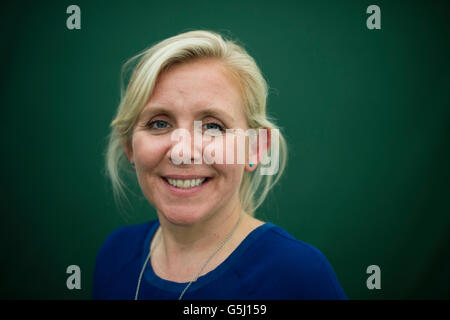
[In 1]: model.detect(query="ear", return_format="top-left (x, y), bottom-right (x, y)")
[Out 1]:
top-left (120, 133), bottom-right (134, 164)
top-left (245, 127), bottom-right (271, 172)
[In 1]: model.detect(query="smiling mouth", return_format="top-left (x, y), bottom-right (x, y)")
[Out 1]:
top-left (162, 177), bottom-right (210, 189)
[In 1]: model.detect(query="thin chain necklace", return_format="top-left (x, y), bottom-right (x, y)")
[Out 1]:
top-left (135, 213), bottom-right (242, 300)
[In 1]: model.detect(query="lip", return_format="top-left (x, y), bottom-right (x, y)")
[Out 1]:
top-left (163, 175), bottom-right (210, 179)
top-left (161, 176), bottom-right (211, 197)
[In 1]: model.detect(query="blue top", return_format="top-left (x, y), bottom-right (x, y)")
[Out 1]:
top-left (93, 219), bottom-right (348, 300)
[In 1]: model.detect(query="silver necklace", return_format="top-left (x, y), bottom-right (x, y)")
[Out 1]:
top-left (135, 213), bottom-right (242, 300)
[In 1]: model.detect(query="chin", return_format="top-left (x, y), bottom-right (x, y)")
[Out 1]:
top-left (160, 207), bottom-right (208, 226)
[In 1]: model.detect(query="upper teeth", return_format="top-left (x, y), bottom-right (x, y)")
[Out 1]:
top-left (167, 178), bottom-right (206, 188)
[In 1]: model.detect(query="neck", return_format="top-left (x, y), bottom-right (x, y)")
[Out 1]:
top-left (152, 200), bottom-right (245, 280)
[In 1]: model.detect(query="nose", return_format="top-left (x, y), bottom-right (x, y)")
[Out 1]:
top-left (167, 121), bottom-right (203, 165)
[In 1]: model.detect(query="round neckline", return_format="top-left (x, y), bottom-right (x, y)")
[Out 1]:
top-left (141, 219), bottom-right (275, 293)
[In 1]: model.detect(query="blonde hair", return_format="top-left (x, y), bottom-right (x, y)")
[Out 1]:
top-left (104, 30), bottom-right (288, 217)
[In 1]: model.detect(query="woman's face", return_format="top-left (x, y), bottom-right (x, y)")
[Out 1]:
top-left (127, 58), bottom-right (253, 225)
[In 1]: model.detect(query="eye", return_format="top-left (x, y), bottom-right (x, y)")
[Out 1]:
top-left (203, 122), bottom-right (225, 133)
top-left (146, 120), bottom-right (170, 130)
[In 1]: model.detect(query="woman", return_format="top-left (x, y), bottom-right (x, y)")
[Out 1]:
top-left (93, 30), bottom-right (347, 300)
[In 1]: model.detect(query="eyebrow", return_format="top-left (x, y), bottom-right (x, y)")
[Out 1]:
top-left (140, 105), bottom-right (235, 123)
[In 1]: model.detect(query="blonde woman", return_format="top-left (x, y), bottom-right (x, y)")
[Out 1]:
top-left (93, 30), bottom-right (347, 300)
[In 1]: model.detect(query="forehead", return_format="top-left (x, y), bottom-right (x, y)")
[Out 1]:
top-left (143, 59), bottom-right (245, 122)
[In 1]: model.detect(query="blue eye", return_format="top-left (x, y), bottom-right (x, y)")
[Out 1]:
top-left (147, 120), bottom-right (169, 129)
top-left (204, 122), bottom-right (225, 132)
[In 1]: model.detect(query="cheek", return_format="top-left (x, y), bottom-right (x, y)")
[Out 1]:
top-left (202, 136), bottom-right (244, 186)
top-left (214, 134), bottom-right (251, 165)
top-left (132, 133), bottom-right (168, 170)
top-left (214, 163), bottom-right (245, 201)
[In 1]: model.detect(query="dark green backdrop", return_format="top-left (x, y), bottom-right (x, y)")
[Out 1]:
top-left (1, 0), bottom-right (449, 299)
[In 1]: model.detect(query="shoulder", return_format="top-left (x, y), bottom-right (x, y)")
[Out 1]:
top-left (238, 223), bottom-right (347, 299)
top-left (93, 220), bottom-right (158, 293)
top-left (258, 224), bottom-right (333, 274)
top-left (266, 224), bottom-right (328, 263)
top-left (97, 220), bottom-right (156, 258)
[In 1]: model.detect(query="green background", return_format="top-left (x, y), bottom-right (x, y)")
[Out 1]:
top-left (1, 0), bottom-right (449, 299)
